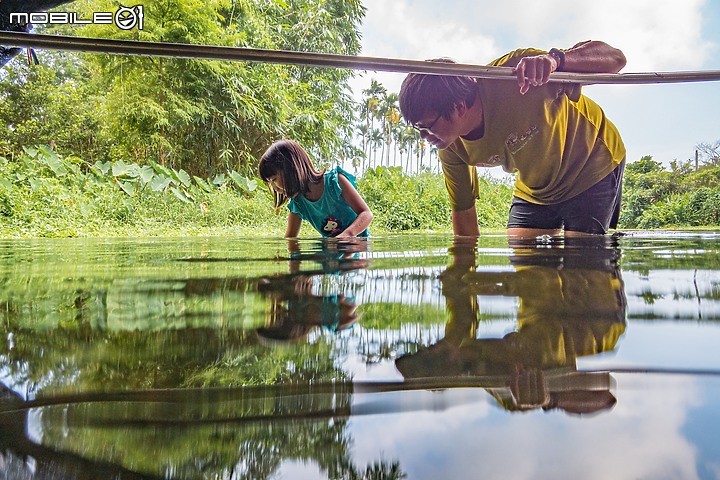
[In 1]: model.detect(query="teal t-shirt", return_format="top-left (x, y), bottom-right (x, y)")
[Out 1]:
top-left (288, 167), bottom-right (369, 237)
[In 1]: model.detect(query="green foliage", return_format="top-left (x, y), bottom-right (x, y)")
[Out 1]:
top-left (620, 154), bottom-right (720, 229)
top-left (361, 167), bottom-right (448, 231)
top-left (361, 167), bottom-right (511, 232)
top-left (0, 145), bottom-right (515, 237)
top-left (1, 0), bottom-right (365, 177)
top-left (0, 145), bottom-right (280, 237)
top-left (0, 60), bottom-right (110, 160)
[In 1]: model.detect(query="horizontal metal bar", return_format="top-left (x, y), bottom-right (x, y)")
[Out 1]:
top-left (3, 31), bottom-right (720, 85)
top-left (3, 367), bottom-right (719, 413)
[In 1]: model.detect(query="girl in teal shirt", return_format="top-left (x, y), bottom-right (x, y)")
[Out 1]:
top-left (259, 139), bottom-right (373, 238)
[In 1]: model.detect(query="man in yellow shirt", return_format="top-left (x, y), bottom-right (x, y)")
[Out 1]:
top-left (398, 41), bottom-right (627, 237)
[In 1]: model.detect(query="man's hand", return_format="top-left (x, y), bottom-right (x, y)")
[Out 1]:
top-left (514, 54), bottom-right (559, 95)
top-left (509, 368), bottom-right (551, 408)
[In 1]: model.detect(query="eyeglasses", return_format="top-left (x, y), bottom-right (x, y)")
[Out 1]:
top-left (412, 113), bottom-right (442, 134)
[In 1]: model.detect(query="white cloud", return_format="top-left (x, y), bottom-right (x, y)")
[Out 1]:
top-left (360, 0), bottom-right (499, 62)
top-left (346, 374), bottom-right (703, 480)
top-left (555, 0), bottom-right (714, 71)
top-left (358, 0), bottom-right (717, 73)
top-left (351, 0), bottom-right (499, 99)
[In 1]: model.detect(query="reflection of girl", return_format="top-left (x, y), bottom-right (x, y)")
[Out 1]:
top-left (256, 275), bottom-right (358, 343)
top-left (259, 140), bottom-right (372, 238)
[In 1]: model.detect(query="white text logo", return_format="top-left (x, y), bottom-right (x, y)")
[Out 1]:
top-left (10, 5), bottom-right (144, 31)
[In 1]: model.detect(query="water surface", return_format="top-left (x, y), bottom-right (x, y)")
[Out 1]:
top-left (1, 233), bottom-right (720, 479)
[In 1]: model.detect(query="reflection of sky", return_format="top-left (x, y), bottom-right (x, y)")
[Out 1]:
top-left (623, 270), bottom-right (720, 320)
top-left (333, 261), bottom-right (720, 479)
top-left (684, 379), bottom-right (720, 479)
top-left (342, 374), bottom-right (717, 480)
top-left (579, 321), bottom-right (720, 372)
top-left (581, 269), bottom-right (720, 372)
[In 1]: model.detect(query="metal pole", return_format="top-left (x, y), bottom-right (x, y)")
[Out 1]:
top-left (3, 31), bottom-right (720, 85)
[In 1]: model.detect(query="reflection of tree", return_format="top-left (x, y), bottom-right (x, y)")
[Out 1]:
top-left (2, 380), bottom-right (409, 479)
top-left (0, 238), bottom-right (407, 479)
top-left (0, 384), bottom-right (154, 479)
top-left (640, 289), bottom-right (664, 305)
top-left (396, 237), bottom-right (627, 414)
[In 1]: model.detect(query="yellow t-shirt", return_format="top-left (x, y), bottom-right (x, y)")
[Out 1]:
top-left (439, 48), bottom-right (626, 211)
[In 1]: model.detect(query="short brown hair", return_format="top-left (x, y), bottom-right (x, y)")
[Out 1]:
top-left (399, 58), bottom-right (479, 125)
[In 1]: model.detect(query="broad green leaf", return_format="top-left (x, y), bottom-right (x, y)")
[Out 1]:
top-left (125, 164), bottom-right (141, 178)
top-left (149, 160), bottom-right (174, 179)
top-left (212, 173), bottom-right (228, 186)
top-left (170, 187), bottom-right (193, 203)
top-left (150, 176), bottom-right (172, 192)
top-left (93, 161), bottom-right (111, 176)
top-left (117, 180), bottom-right (136, 196)
top-left (45, 156), bottom-right (68, 177)
top-left (229, 171), bottom-right (257, 192)
top-left (112, 160), bottom-right (129, 177)
top-left (193, 176), bottom-right (213, 193)
top-left (140, 166), bottom-right (156, 184)
top-left (22, 146), bottom-right (38, 158)
top-left (29, 178), bottom-right (44, 191)
top-left (38, 144), bottom-right (60, 160)
top-left (0, 178), bottom-right (14, 191)
top-left (177, 169), bottom-right (192, 187)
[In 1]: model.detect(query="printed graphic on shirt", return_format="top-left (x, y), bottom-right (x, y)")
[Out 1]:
top-left (323, 217), bottom-right (342, 236)
top-left (505, 125), bottom-right (539, 155)
top-left (478, 154), bottom-right (505, 167)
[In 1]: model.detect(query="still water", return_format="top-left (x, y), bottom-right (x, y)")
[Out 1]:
top-left (1, 232), bottom-right (720, 479)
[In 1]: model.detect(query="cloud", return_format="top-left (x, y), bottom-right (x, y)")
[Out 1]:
top-left (553, 0), bottom-right (714, 71)
top-left (347, 374), bottom-right (702, 479)
top-left (360, 0), bottom-right (499, 62)
top-left (359, 0), bottom-right (717, 71)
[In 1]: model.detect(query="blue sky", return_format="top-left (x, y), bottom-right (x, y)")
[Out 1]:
top-left (351, 0), bottom-right (720, 168)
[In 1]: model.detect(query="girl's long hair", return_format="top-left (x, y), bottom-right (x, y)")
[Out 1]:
top-left (258, 139), bottom-right (325, 209)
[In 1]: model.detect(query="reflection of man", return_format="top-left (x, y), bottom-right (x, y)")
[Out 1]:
top-left (395, 237), bottom-right (627, 415)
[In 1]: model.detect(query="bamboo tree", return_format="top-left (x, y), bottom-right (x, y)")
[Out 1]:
top-left (1, 0), bottom-right (366, 177)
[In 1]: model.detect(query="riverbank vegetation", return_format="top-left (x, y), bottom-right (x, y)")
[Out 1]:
top-left (4, 144), bottom-right (720, 238)
top-left (0, 144), bottom-right (510, 237)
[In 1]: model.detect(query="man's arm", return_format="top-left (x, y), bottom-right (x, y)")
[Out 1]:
top-left (561, 40), bottom-right (627, 73)
top-left (452, 206), bottom-right (480, 237)
top-left (439, 149), bottom-right (481, 236)
top-left (515, 41), bottom-right (626, 94)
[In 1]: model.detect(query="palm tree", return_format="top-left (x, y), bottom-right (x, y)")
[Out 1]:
top-left (380, 92), bottom-right (399, 167)
top-left (361, 79), bottom-right (387, 166)
top-left (369, 128), bottom-right (384, 171)
top-left (355, 123), bottom-right (370, 171)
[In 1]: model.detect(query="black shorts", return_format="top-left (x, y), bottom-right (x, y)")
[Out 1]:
top-left (507, 160), bottom-right (625, 235)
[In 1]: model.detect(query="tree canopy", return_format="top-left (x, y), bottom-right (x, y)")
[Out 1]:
top-left (0, 0), bottom-right (366, 176)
